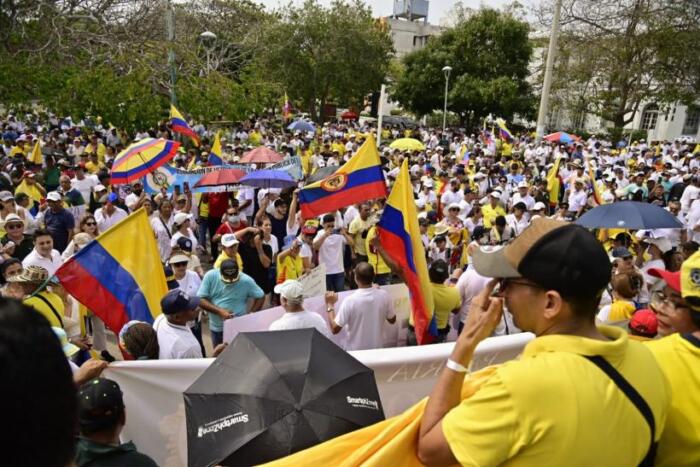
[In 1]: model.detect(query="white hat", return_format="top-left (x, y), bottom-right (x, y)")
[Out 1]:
top-left (3, 213), bottom-right (23, 225)
top-left (517, 181), bottom-right (529, 189)
top-left (169, 254), bottom-right (191, 264)
top-left (173, 212), bottom-right (191, 226)
top-left (274, 279), bottom-right (304, 301)
top-left (46, 191), bottom-right (62, 202)
top-left (447, 202), bottom-right (461, 211)
top-left (489, 190), bottom-right (502, 198)
top-left (0, 191), bottom-right (14, 202)
top-left (532, 201), bottom-right (546, 211)
top-left (94, 184), bottom-right (107, 192)
top-left (423, 179), bottom-right (434, 188)
top-left (221, 233), bottom-right (239, 247)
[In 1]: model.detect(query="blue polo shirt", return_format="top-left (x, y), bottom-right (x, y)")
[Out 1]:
top-left (44, 207), bottom-right (75, 253)
top-left (197, 269), bottom-right (264, 332)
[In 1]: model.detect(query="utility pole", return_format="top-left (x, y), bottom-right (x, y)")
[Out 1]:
top-left (535, 0), bottom-right (562, 140)
top-left (442, 66), bottom-right (452, 134)
top-left (166, 0), bottom-right (177, 106)
top-left (377, 84), bottom-right (386, 146)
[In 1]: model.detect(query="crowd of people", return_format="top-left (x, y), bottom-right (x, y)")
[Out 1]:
top-left (0, 110), bottom-right (698, 465)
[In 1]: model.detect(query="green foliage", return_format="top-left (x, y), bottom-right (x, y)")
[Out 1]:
top-left (391, 8), bottom-right (535, 125)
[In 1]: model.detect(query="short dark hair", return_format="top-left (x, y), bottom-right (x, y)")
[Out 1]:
top-left (0, 299), bottom-right (77, 466)
top-left (429, 260), bottom-right (449, 284)
top-left (322, 214), bottom-right (335, 224)
top-left (354, 262), bottom-right (375, 285)
top-left (33, 228), bottom-right (52, 243)
top-left (564, 292), bottom-right (605, 320)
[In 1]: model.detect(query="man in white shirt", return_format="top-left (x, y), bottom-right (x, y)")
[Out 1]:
top-left (510, 181), bottom-right (535, 212)
top-left (455, 266), bottom-right (490, 334)
top-left (124, 181), bottom-right (147, 213)
top-left (236, 186), bottom-right (256, 223)
top-left (94, 193), bottom-right (128, 232)
top-left (22, 229), bottom-right (63, 276)
top-left (440, 179), bottom-right (463, 207)
top-left (313, 214), bottom-right (353, 292)
top-left (71, 165), bottom-right (99, 203)
top-left (568, 179), bottom-right (589, 218)
top-left (268, 280), bottom-right (330, 337)
top-left (155, 289), bottom-right (202, 359)
top-left (680, 175), bottom-right (700, 215)
top-left (324, 262), bottom-right (396, 351)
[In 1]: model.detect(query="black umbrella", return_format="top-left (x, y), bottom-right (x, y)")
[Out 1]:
top-left (305, 165), bottom-right (338, 184)
top-left (575, 201), bottom-right (682, 229)
top-left (184, 329), bottom-right (385, 467)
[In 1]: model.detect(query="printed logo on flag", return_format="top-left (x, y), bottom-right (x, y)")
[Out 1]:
top-left (346, 396), bottom-right (379, 410)
top-left (320, 173), bottom-right (348, 192)
top-left (197, 412), bottom-right (250, 437)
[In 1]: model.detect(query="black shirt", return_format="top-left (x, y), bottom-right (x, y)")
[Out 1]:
top-left (268, 213), bottom-right (288, 250)
top-left (238, 241), bottom-right (273, 293)
top-left (1, 234), bottom-right (34, 261)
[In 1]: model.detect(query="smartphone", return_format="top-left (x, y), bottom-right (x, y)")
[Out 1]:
top-left (491, 282), bottom-right (503, 297)
top-left (183, 182), bottom-right (190, 192)
top-left (174, 184), bottom-right (181, 195)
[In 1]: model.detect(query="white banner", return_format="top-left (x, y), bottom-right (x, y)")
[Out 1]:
top-left (104, 332), bottom-right (532, 467)
top-left (297, 263), bottom-right (326, 298)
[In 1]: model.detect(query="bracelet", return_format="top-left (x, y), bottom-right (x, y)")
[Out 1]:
top-left (326, 306), bottom-right (334, 313)
top-left (445, 358), bottom-right (469, 373)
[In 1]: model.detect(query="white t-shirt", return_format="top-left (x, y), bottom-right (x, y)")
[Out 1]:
top-left (568, 190), bottom-right (588, 212)
top-left (335, 287), bottom-right (395, 351)
top-left (456, 268), bottom-right (491, 323)
top-left (237, 187), bottom-right (256, 217)
top-left (268, 310), bottom-right (331, 337)
top-left (151, 216), bottom-right (174, 261)
top-left (71, 175), bottom-right (99, 203)
top-left (94, 206), bottom-right (128, 232)
top-left (156, 319), bottom-right (202, 359)
top-left (176, 270), bottom-right (202, 296)
top-left (314, 232), bottom-right (346, 274)
top-left (22, 249), bottom-right (63, 276)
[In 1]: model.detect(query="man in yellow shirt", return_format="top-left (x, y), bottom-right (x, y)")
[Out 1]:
top-left (480, 192), bottom-right (506, 228)
top-left (417, 218), bottom-right (669, 466)
top-left (213, 234), bottom-right (243, 269)
top-left (15, 171), bottom-right (46, 204)
top-left (365, 225), bottom-right (391, 285)
top-left (645, 258), bottom-right (700, 467)
top-left (348, 203), bottom-right (372, 263)
top-left (84, 134), bottom-right (107, 163)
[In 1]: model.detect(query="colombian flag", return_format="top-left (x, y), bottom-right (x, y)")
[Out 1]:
top-left (496, 118), bottom-right (513, 141)
top-left (170, 105), bottom-right (200, 147)
top-left (55, 209), bottom-right (166, 334)
top-left (546, 156), bottom-right (563, 207)
top-left (209, 131), bottom-right (224, 166)
top-left (377, 160), bottom-right (436, 344)
top-left (299, 134), bottom-right (387, 219)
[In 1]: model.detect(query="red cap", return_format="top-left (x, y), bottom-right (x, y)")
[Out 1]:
top-left (648, 268), bottom-right (680, 293)
top-left (629, 309), bottom-right (658, 337)
top-left (301, 226), bottom-right (317, 235)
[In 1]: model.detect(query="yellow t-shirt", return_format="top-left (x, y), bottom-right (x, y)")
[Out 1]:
top-left (442, 326), bottom-right (670, 466)
top-left (645, 333), bottom-right (700, 467)
top-left (277, 253), bottom-right (304, 282)
top-left (213, 251), bottom-right (243, 269)
top-left (24, 292), bottom-right (66, 328)
top-left (85, 160), bottom-right (105, 174)
top-left (608, 300), bottom-right (636, 321)
top-left (331, 142), bottom-right (345, 156)
top-left (15, 180), bottom-right (43, 203)
top-left (196, 193), bottom-right (209, 218)
top-left (348, 216), bottom-right (372, 257)
top-left (365, 226), bottom-right (390, 275)
top-left (85, 142), bottom-right (107, 162)
top-left (10, 145), bottom-right (25, 156)
top-left (481, 204), bottom-right (506, 229)
top-left (430, 283), bottom-right (460, 329)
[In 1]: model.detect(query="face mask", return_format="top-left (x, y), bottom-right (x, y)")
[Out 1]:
top-left (228, 215), bottom-right (239, 223)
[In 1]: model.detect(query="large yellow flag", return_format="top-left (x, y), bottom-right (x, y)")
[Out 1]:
top-left (546, 156), bottom-right (562, 206)
top-left (29, 140), bottom-right (43, 165)
top-left (209, 131), bottom-right (224, 165)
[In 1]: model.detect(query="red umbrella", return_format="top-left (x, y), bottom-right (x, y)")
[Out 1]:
top-left (239, 147), bottom-right (284, 164)
top-left (341, 110), bottom-right (358, 120)
top-left (543, 131), bottom-right (581, 144)
top-left (193, 168), bottom-right (246, 188)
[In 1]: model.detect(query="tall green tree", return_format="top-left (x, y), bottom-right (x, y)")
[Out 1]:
top-left (537, 0), bottom-right (700, 129)
top-left (391, 8), bottom-right (535, 126)
top-left (260, 0), bottom-right (393, 122)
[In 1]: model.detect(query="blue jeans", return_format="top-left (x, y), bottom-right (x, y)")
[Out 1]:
top-left (197, 219), bottom-right (209, 253)
top-left (326, 273), bottom-right (345, 292)
top-left (210, 330), bottom-right (223, 348)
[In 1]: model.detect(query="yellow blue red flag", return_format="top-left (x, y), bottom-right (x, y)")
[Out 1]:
top-left (209, 131), bottom-right (224, 166)
top-left (377, 159), bottom-right (436, 344)
top-left (587, 158), bottom-right (604, 205)
top-left (496, 118), bottom-right (513, 141)
top-left (170, 105), bottom-right (200, 147)
top-left (298, 134), bottom-right (387, 219)
top-left (55, 209), bottom-right (166, 334)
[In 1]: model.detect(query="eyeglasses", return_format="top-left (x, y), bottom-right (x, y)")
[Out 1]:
top-left (84, 222), bottom-right (96, 226)
top-left (499, 278), bottom-right (544, 293)
top-left (173, 262), bottom-right (188, 267)
top-left (650, 291), bottom-right (688, 313)
top-left (5, 223), bottom-right (22, 230)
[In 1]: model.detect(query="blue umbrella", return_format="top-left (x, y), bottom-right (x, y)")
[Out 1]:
top-left (575, 201), bottom-right (682, 230)
top-left (240, 169), bottom-right (297, 189)
top-left (287, 119), bottom-right (316, 133)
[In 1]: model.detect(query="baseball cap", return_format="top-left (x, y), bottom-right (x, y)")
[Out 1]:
top-left (532, 201), bottom-right (546, 211)
top-left (46, 191), bottom-right (62, 202)
top-left (220, 259), bottom-right (240, 283)
top-left (173, 212), bottom-right (191, 226)
top-left (629, 309), bottom-right (658, 337)
top-left (611, 246), bottom-right (633, 259)
top-left (301, 225), bottom-right (317, 235)
top-left (105, 192), bottom-right (118, 204)
top-left (161, 289), bottom-right (200, 315)
top-left (221, 233), bottom-right (239, 248)
top-left (0, 191), bottom-right (14, 202)
top-left (274, 279), bottom-right (304, 301)
top-left (52, 327), bottom-right (80, 357)
top-left (472, 218), bottom-right (611, 298)
top-left (517, 181), bottom-right (529, 189)
top-left (22, 170), bottom-right (35, 178)
top-left (177, 236), bottom-right (193, 252)
top-left (78, 378), bottom-right (125, 432)
top-left (94, 184), bottom-right (106, 192)
top-left (680, 250), bottom-right (700, 311)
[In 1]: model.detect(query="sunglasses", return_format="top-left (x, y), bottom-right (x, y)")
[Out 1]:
top-left (84, 222), bottom-right (96, 226)
top-left (173, 261), bottom-right (188, 267)
top-left (5, 223), bottom-right (23, 230)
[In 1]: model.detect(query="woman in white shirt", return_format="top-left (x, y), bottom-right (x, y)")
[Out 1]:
top-left (150, 199), bottom-right (174, 262)
top-left (170, 212), bottom-right (198, 252)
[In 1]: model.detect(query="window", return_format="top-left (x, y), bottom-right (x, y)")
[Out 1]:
top-left (683, 107), bottom-right (700, 135)
top-left (641, 103), bottom-right (659, 130)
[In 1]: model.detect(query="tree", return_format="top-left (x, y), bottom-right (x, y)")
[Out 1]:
top-left (391, 8), bottom-right (535, 127)
top-left (260, 0), bottom-right (394, 122)
top-left (536, 0), bottom-right (700, 129)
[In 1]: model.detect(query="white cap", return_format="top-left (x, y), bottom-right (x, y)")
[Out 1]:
top-left (447, 202), bottom-right (461, 211)
top-left (46, 191), bottom-right (62, 202)
top-left (169, 254), bottom-right (191, 264)
top-left (274, 279), bottom-right (304, 302)
top-left (489, 191), bottom-right (501, 198)
top-left (221, 233), bottom-right (239, 247)
top-left (173, 212), bottom-right (191, 226)
top-left (532, 201), bottom-right (546, 211)
top-left (517, 181), bottom-right (529, 189)
top-left (423, 179), bottom-right (434, 188)
top-left (94, 184), bottom-right (106, 192)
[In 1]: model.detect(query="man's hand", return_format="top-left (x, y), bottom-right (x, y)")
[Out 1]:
top-left (325, 291), bottom-right (338, 306)
top-left (219, 309), bottom-right (234, 320)
top-left (70, 335), bottom-right (92, 350)
top-left (453, 279), bottom-right (503, 364)
top-left (212, 343), bottom-right (228, 357)
top-left (74, 359), bottom-right (108, 385)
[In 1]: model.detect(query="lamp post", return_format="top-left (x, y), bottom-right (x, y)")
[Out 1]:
top-left (199, 31), bottom-right (217, 75)
top-left (442, 65), bottom-right (452, 134)
top-left (535, 0), bottom-right (562, 140)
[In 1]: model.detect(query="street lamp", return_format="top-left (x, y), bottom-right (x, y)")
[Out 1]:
top-left (442, 65), bottom-right (452, 134)
top-left (199, 31), bottom-right (217, 75)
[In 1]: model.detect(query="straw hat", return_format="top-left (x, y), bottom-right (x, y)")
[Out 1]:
top-left (8, 265), bottom-right (48, 284)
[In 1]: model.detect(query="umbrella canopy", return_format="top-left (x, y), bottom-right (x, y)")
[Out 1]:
top-left (389, 138), bottom-right (425, 152)
top-left (575, 201), bottom-right (683, 230)
top-left (185, 329), bottom-right (384, 467)
top-left (543, 131), bottom-right (581, 144)
top-left (239, 146), bottom-right (284, 164)
top-left (110, 138), bottom-right (180, 185)
top-left (340, 110), bottom-right (358, 120)
top-left (287, 119), bottom-right (316, 133)
top-left (240, 169), bottom-right (296, 189)
top-left (193, 168), bottom-right (246, 188)
top-left (305, 165), bottom-right (338, 184)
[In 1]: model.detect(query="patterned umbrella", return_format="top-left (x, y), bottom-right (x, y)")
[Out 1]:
top-left (111, 138), bottom-right (180, 185)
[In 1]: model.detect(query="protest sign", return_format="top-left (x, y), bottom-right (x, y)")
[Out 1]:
top-left (297, 263), bottom-right (326, 298)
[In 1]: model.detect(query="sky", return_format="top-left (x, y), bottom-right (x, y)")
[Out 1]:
top-left (258, 0), bottom-right (521, 24)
